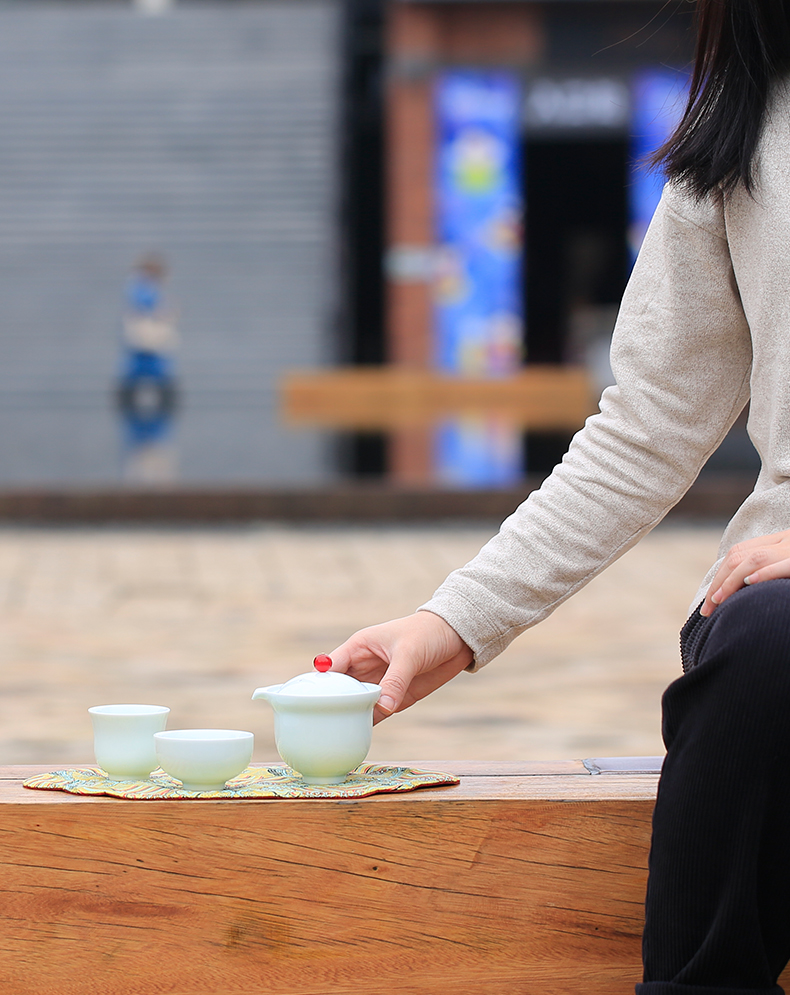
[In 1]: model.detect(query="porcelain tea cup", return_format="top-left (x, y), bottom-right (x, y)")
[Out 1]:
top-left (252, 661), bottom-right (381, 784)
top-left (89, 703), bottom-right (170, 779)
top-left (154, 729), bottom-right (254, 791)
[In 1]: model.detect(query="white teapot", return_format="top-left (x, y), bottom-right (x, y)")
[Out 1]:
top-left (252, 656), bottom-right (381, 784)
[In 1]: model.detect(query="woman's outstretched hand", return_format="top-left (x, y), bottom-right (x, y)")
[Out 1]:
top-left (328, 611), bottom-right (474, 724)
top-left (702, 529), bottom-right (790, 616)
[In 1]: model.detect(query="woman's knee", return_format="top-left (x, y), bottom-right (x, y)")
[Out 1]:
top-left (695, 578), bottom-right (790, 690)
top-left (663, 579), bottom-right (790, 753)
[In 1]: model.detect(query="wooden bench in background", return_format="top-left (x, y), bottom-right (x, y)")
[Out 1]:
top-left (281, 366), bottom-right (597, 431)
top-left (2, 758), bottom-right (779, 994)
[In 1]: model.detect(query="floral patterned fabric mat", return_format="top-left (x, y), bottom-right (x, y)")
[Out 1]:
top-left (22, 763), bottom-right (460, 800)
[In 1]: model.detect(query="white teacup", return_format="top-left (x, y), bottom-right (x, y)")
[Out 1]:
top-left (89, 704), bottom-right (170, 779)
top-left (154, 729), bottom-right (254, 791)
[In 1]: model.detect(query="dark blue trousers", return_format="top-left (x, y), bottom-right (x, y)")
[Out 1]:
top-left (636, 579), bottom-right (790, 995)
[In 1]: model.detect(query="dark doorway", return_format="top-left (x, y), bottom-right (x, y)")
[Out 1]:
top-left (524, 138), bottom-right (629, 473)
top-left (338, 0), bottom-right (387, 478)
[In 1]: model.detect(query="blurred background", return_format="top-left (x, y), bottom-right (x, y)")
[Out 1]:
top-left (0, 0), bottom-right (758, 766)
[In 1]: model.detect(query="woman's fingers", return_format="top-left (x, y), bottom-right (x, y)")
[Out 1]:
top-left (702, 533), bottom-right (790, 615)
top-left (328, 628), bottom-right (391, 683)
top-left (737, 557), bottom-right (790, 589)
top-left (390, 650), bottom-right (473, 709)
top-left (372, 646), bottom-right (472, 722)
top-left (328, 611), bottom-right (472, 721)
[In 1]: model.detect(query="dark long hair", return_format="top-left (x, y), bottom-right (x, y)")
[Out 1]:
top-left (654, 0), bottom-right (790, 196)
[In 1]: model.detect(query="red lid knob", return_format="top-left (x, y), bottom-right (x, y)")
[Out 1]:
top-left (313, 654), bottom-right (332, 673)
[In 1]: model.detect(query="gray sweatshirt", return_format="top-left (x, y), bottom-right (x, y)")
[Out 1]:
top-left (421, 86), bottom-right (790, 670)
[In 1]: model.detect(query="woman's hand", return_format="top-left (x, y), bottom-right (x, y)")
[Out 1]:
top-left (702, 529), bottom-right (790, 616)
top-left (328, 611), bottom-right (474, 724)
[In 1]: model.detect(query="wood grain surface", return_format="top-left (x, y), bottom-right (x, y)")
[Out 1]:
top-left (0, 762), bottom-right (780, 995)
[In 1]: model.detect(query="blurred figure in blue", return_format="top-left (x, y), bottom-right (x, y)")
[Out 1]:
top-left (117, 253), bottom-right (179, 484)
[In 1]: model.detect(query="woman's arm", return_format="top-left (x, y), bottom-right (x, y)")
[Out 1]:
top-left (421, 182), bottom-right (752, 669)
top-left (332, 181), bottom-right (753, 710)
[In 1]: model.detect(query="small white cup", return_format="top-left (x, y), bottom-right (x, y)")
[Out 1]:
top-left (89, 704), bottom-right (170, 779)
top-left (154, 729), bottom-right (254, 791)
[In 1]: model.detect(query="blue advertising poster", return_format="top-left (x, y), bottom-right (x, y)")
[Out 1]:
top-left (433, 70), bottom-right (523, 487)
top-left (434, 415), bottom-right (524, 489)
top-left (629, 69), bottom-right (689, 260)
top-left (434, 70), bottom-right (523, 376)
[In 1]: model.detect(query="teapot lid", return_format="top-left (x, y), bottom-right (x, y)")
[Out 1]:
top-left (278, 670), bottom-right (370, 697)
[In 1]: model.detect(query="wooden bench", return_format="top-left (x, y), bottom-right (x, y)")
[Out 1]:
top-left (281, 366), bottom-right (597, 431)
top-left (0, 758), bottom-right (778, 994)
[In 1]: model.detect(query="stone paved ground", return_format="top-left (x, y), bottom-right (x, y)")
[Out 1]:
top-left (0, 522), bottom-right (723, 766)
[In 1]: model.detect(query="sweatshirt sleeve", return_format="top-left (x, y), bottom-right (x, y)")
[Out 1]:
top-left (419, 182), bottom-right (753, 669)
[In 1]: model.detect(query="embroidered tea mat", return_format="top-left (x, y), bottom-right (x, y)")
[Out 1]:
top-left (23, 763), bottom-right (459, 800)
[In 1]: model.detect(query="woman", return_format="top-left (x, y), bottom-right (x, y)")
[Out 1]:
top-left (331, 2), bottom-right (790, 992)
